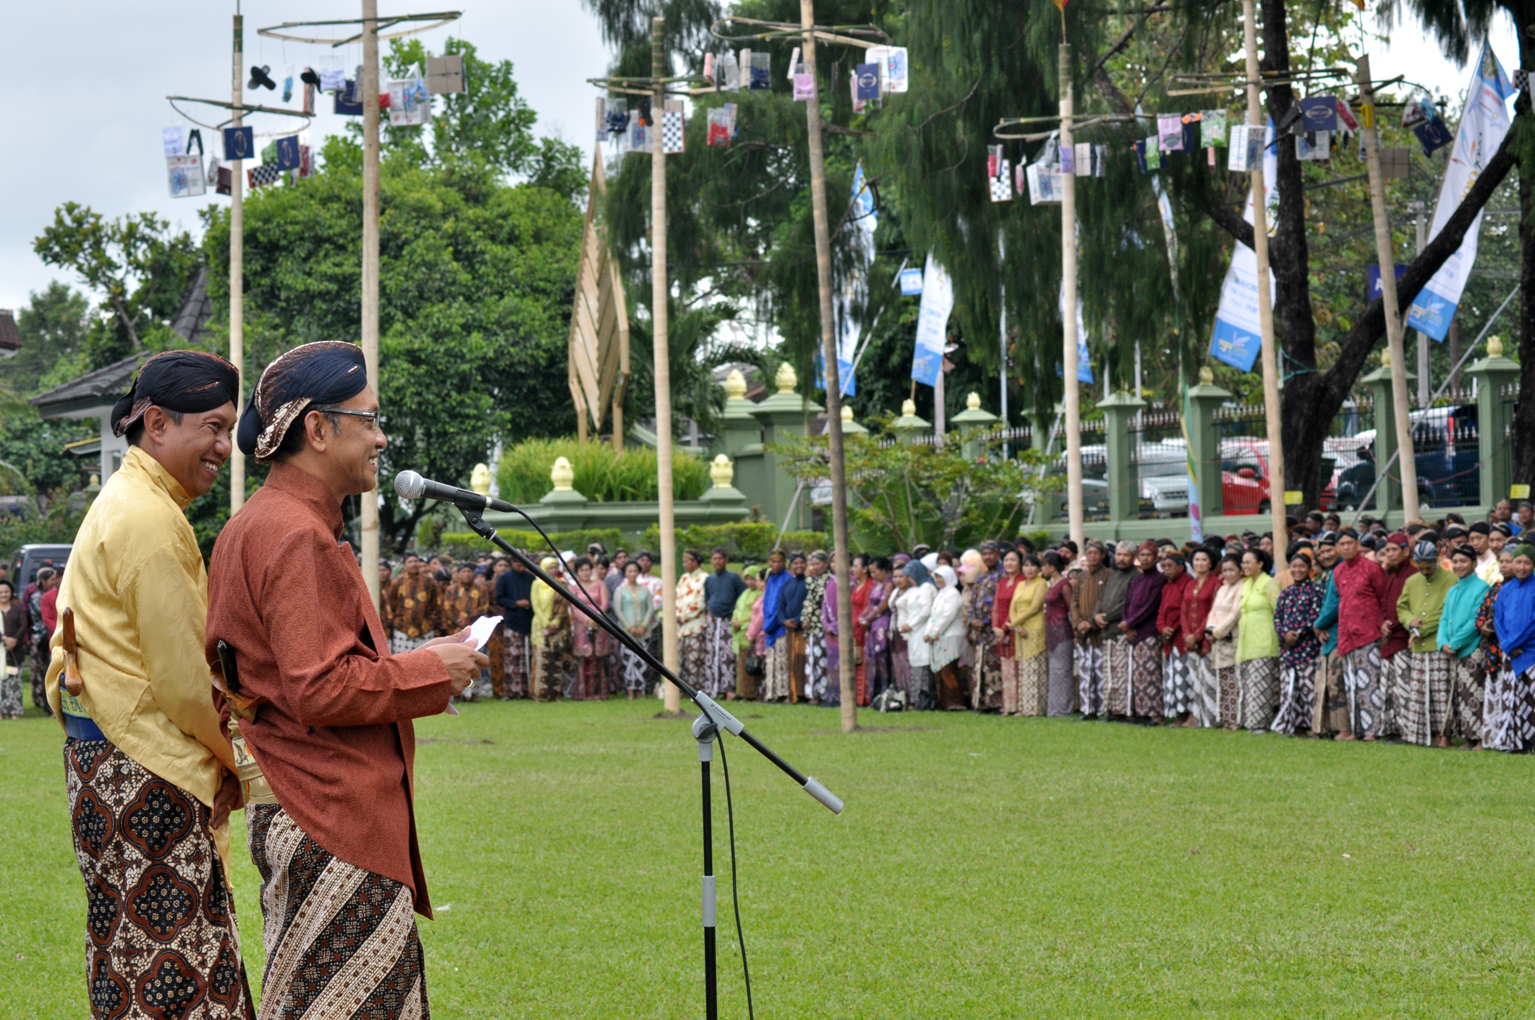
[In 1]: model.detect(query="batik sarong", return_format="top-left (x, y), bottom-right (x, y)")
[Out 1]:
top-left (1186, 653), bottom-right (1218, 728)
top-left (0, 664), bottom-right (20, 716)
top-left (621, 636), bottom-right (650, 693)
top-left (1270, 660), bottom-right (1316, 735)
top-left (762, 642), bottom-right (791, 701)
top-left (1217, 664), bottom-right (1239, 730)
top-left (1452, 648), bottom-right (1486, 745)
top-left (1018, 653), bottom-right (1048, 716)
top-left (1397, 650), bottom-right (1451, 746)
top-left (246, 805), bottom-right (427, 1020)
top-left (390, 630), bottom-right (433, 656)
top-left (1235, 657), bottom-right (1280, 730)
top-left (1047, 642), bottom-right (1076, 717)
top-left (1342, 642), bottom-right (1383, 738)
top-left (502, 631), bottom-right (531, 699)
top-left (486, 627), bottom-right (505, 698)
top-left (975, 642), bottom-right (1003, 712)
top-left (704, 615), bottom-right (736, 698)
top-left (1101, 636), bottom-right (1132, 716)
top-left (1130, 637), bottom-right (1163, 718)
top-left (1488, 665), bottom-right (1535, 752)
top-left (1163, 648), bottom-right (1192, 719)
top-left (1075, 640), bottom-right (1103, 717)
top-left (31, 638), bottom-right (53, 715)
top-left (680, 629), bottom-right (709, 695)
top-left (889, 633), bottom-right (910, 706)
top-left (805, 636), bottom-right (827, 702)
top-left (786, 631), bottom-right (807, 703)
top-left (999, 655), bottom-right (1022, 716)
top-left (65, 739), bottom-right (253, 1020)
top-left (1380, 652), bottom-right (1410, 739)
top-left (1313, 651), bottom-right (1347, 736)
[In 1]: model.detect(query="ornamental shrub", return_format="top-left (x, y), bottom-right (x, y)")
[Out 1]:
top-left (496, 438), bottom-right (709, 504)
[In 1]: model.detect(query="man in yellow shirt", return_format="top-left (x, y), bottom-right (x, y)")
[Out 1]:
top-left (46, 350), bottom-right (252, 1020)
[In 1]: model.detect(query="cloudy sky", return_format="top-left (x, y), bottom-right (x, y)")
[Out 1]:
top-left (0, 2), bottom-right (1520, 313)
top-left (0, 1), bottom-right (611, 311)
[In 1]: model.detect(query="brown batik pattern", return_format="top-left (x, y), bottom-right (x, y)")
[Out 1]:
top-left (246, 804), bottom-right (428, 1020)
top-left (64, 739), bottom-right (253, 1020)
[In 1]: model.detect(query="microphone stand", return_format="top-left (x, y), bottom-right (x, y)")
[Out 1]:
top-left (453, 506), bottom-right (843, 1020)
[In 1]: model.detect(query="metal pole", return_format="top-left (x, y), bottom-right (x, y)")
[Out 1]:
top-left (361, 0), bottom-right (382, 608)
top-left (1415, 202), bottom-right (1430, 407)
top-left (1242, 0), bottom-right (1287, 555)
top-left (230, 13), bottom-right (245, 514)
top-left (1060, 43), bottom-right (1085, 551)
top-left (652, 17), bottom-right (682, 713)
top-left (1358, 54), bottom-right (1420, 523)
top-left (801, 0), bottom-right (857, 731)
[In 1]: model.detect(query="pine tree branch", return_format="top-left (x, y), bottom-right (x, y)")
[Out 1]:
top-left (906, 78), bottom-right (982, 134)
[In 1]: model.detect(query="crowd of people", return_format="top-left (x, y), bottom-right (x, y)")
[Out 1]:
top-left (394, 499), bottom-right (1535, 752)
top-left (0, 564), bottom-right (63, 719)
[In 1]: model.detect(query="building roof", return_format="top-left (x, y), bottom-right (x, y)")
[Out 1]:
top-left (0, 309), bottom-right (20, 358)
top-left (28, 264), bottom-right (214, 419)
top-left (168, 266), bottom-right (212, 345)
top-left (30, 352), bottom-right (143, 418)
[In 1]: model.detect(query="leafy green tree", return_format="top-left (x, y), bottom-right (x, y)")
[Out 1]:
top-left (202, 133), bottom-right (584, 553)
top-left (772, 418), bottom-right (1057, 551)
top-left (32, 204), bottom-right (201, 368)
top-left (4, 282), bottom-right (91, 395)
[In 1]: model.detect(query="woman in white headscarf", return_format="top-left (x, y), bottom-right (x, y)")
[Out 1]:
top-left (925, 565), bottom-right (969, 710)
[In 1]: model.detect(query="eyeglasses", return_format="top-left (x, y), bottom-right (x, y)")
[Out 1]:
top-left (313, 405), bottom-right (382, 431)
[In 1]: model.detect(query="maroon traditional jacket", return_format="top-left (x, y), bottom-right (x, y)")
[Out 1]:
top-left (205, 462), bottom-right (453, 917)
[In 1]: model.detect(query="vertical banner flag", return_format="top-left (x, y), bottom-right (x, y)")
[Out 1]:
top-left (1209, 122), bottom-right (1278, 372)
top-left (911, 255), bottom-right (953, 386)
top-left (1058, 284), bottom-right (1094, 384)
top-left (1406, 44), bottom-right (1514, 340)
top-left (824, 163), bottom-right (876, 396)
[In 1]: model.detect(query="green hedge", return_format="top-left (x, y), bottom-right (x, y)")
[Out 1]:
top-left (496, 438), bottom-right (710, 504)
top-left (437, 528), bottom-right (626, 560)
top-left (638, 522), bottom-right (830, 562)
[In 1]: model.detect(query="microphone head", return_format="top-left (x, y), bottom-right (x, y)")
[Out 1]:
top-left (393, 470), bottom-right (425, 500)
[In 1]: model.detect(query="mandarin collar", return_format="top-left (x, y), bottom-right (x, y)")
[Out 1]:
top-left (264, 461), bottom-right (346, 539)
top-left (124, 445), bottom-right (194, 509)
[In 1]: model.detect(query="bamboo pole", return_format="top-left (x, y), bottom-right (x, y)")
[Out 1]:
top-left (1060, 43), bottom-right (1085, 552)
top-left (1358, 54), bottom-right (1419, 524)
top-left (230, 13), bottom-right (245, 514)
top-left (361, 0), bottom-right (382, 609)
top-left (652, 17), bottom-right (682, 713)
top-left (1241, 0), bottom-right (1287, 556)
top-left (800, 0), bottom-right (857, 731)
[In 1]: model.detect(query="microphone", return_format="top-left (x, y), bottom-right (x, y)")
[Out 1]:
top-left (393, 470), bottom-right (516, 513)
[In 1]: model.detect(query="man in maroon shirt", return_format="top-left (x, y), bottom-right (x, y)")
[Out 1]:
top-left (1331, 528), bottom-right (1389, 740)
top-left (207, 342), bottom-right (484, 1019)
top-left (1376, 532), bottom-right (1414, 738)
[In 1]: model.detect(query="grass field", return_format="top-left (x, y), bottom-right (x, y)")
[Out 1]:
top-left (4, 697), bottom-right (1535, 1018)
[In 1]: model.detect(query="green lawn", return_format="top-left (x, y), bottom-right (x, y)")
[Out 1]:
top-left (3, 697), bottom-right (1534, 1018)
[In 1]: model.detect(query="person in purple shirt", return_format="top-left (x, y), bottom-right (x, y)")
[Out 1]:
top-left (1119, 540), bottom-right (1167, 721)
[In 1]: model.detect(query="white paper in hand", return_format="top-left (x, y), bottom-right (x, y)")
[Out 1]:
top-left (466, 615), bottom-right (503, 651)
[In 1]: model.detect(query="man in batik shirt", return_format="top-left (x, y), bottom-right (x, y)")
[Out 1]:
top-left (965, 541), bottom-right (1004, 711)
top-left (46, 351), bottom-right (253, 1019)
top-left (206, 341), bottom-right (484, 1019)
top-left (389, 552), bottom-right (440, 654)
top-left (441, 564), bottom-right (493, 701)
